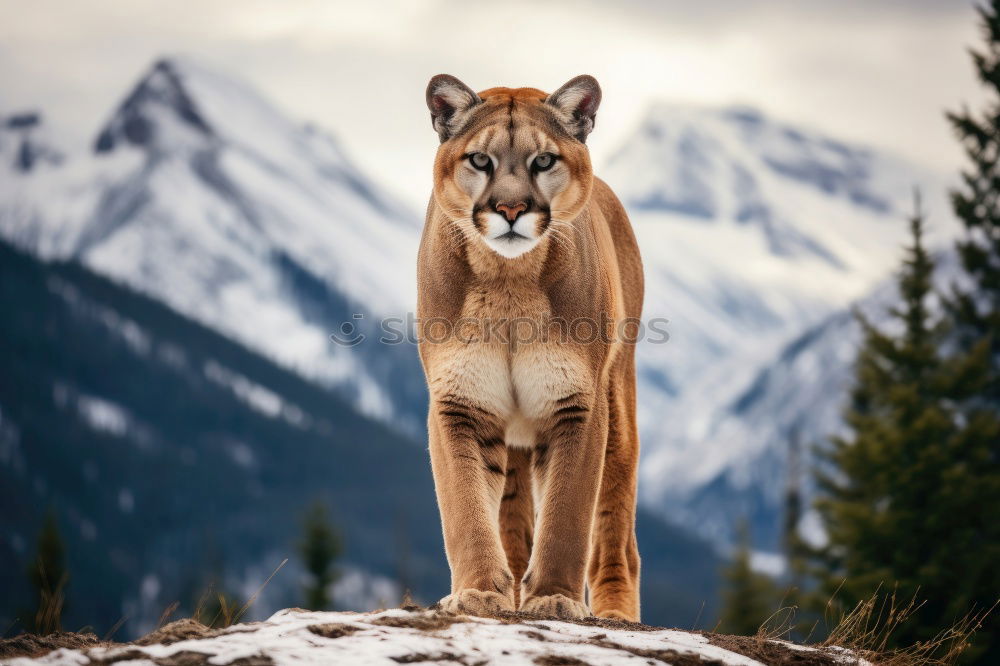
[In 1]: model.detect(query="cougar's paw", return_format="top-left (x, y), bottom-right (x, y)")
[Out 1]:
top-left (596, 609), bottom-right (635, 622)
top-left (438, 589), bottom-right (514, 617)
top-left (520, 593), bottom-right (590, 619)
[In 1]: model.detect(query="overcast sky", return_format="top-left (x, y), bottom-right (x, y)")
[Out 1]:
top-left (0, 0), bottom-right (986, 209)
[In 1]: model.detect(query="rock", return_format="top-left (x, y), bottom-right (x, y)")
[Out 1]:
top-left (0, 607), bottom-right (854, 665)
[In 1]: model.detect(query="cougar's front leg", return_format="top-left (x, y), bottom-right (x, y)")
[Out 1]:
top-left (428, 396), bottom-right (515, 616)
top-left (500, 447), bottom-right (534, 607)
top-left (521, 392), bottom-right (608, 619)
top-left (588, 370), bottom-right (641, 622)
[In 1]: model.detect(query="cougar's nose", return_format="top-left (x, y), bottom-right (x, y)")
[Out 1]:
top-left (495, 200), bottom-right (528, 223)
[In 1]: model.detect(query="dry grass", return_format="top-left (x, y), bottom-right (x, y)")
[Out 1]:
top-left (190, 558), bottom-right (288, 629)
top-left (732, 583), bottom-right (998, 666)
top-left (234, 558), bottom-right (287, 625)
top-left (157, 601), bottom-right (180, 629)
top-left (30, 563), bottom-right (68, 636)
top-left (817, 587), bottom-right (996, 666)
top-left (756, 606), bottom-right (802, 641)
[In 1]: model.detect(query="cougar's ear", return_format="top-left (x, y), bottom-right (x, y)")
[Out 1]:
top-left (426, 74), bottom-right (481, 142)
top-left (546, 75), bottom-right (602, 142)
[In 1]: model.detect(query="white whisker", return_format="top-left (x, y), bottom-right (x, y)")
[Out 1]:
top-left (548, 219), bottom-right (577, 250)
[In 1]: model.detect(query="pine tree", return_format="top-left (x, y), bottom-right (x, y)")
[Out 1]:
top-left (783, 428), bottom-right (806, 585)
top-left (814, 198), bottom-right (999, 660)
top-left (718, 522), bottom-right (779, 637)
top-left (26, 510), bottom-right (68, 634)
top-left (780, 429), bottom-right (812, 641)
top-left (947, 0), bottom-right (1000, 411)
top-left (942, 3), bottom-right (1000, 660)
top-left (299, 502), bottom-right (342, 611)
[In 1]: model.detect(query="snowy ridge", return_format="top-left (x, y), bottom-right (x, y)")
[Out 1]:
top-left (3, 608), bottom-right (863, 665)
top-left (647, 248), bottom-right (963, 553)
top-left (604, 103), bottom-right (959, 550)
top-left (611, 103), bottom-right (954, 409)
top-left (0, 58), bottom-right (424, 424)
top-left (0, 238), bottom-right (455, 638)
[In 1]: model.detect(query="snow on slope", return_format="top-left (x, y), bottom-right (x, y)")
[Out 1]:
top-left (0, 111), bottom-right (63, 173)
top-left (4, 607), bottom-right (861, 665)
top-left (602, 104), bottom-right (959, 549)
top-left (659, 249), bottom-right (963, 552)
top-left (0, 58), bottom-right (423, 425)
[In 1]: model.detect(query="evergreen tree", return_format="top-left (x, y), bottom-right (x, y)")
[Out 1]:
top-left (947, 0), bottom-right (1000, 410)
top-left (26, 510), bottom-right (68, 634)
top-left (780, 429), bottom-right (812, 640)
top-left (814, 198), bottom-right (999, 660)
top-left (782, 428), bottom-right (806, 585)
top-left (943, 3), bottom-right (1000, 659)
top-left (299, 502), bottom-right (342, 611)
top-left (718, 522), bottom-right (779, 636)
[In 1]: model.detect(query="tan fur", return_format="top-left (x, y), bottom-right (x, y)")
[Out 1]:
top-left (417, 78), bottom-right (644, 621)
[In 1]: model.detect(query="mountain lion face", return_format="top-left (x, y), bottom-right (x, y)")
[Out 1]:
top-left (426, 75), bottom-right (601, 259)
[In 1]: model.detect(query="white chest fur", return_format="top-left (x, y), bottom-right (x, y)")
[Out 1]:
top-left (426, 340), bottom-right (591, 449)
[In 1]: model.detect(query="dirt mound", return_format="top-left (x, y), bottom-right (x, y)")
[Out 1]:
top-left (132, 618), bottom-right (222, 646)
top-left (0, 631), bottom-right (110, 659)
top-left (1, 607), bottom-right (855, 665)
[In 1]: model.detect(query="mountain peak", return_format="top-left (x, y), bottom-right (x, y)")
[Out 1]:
top-left (1, 110), bottom-right (63, 172)
top-left (611, 102), bottom-right (917, 220)
top-left (90, 55), bottom-right (344, 178)
top-left (94, 58), bottom-right (213, 153)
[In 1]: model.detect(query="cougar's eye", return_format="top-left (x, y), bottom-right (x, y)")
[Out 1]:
top-left (532, 153), bottom-right (556, 171)
top-left (469, 152), bottom-right (492, 171)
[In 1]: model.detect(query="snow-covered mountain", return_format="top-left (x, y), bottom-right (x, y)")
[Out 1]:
top-left (653, 248), bottom-right (964, 555)
top-left (1, 58), bottom-right (959, 559)
top-left (607, 103), bottom-right (952, 414)
top-left (604, 105), bottom-right (959, 552)
top-left (0, 238), bottom-right (450, 637)
top-left (0, 58), bottom-right (426, 430)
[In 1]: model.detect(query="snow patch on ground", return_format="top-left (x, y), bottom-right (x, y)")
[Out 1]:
top-left (5, 608), bottom-right (867, 666)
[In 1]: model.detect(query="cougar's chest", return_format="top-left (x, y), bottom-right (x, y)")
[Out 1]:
top-left (425, 286), bottom-right (590, 448)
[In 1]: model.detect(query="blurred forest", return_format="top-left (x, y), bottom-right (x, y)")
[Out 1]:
top-left (716, 4), bottom-right (1000, 662)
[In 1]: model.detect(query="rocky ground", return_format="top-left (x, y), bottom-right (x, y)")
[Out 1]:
top-left (0, 606), bottom-right (865, 665)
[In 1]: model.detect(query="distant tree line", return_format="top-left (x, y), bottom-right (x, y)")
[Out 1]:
top-left (20, 500), bottom-right (344, 636)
